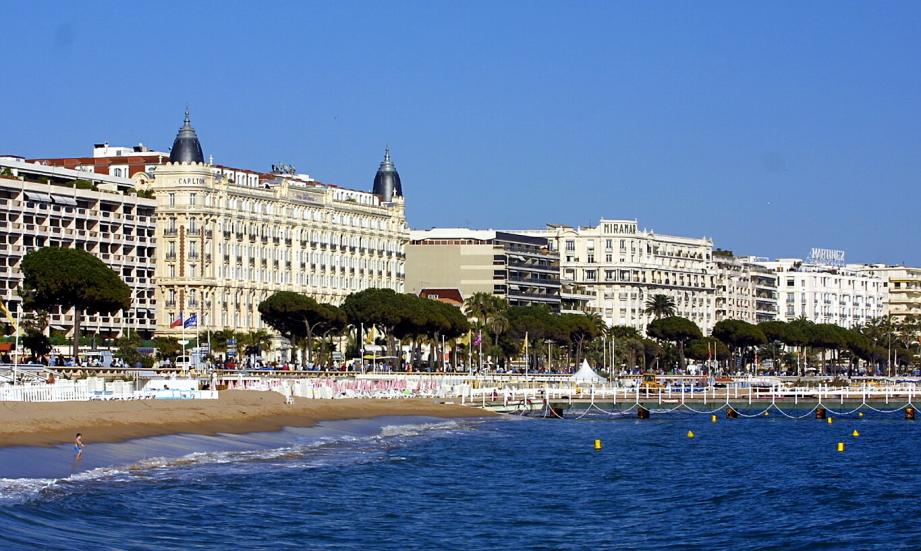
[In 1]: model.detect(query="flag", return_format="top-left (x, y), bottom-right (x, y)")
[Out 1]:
top-left (183, 313), bottom-right (198, 328)
top-left (170, 316), bottom-right (183, 328)
top-left (473, 331), bottom-right (482, 347)
top-left (0, 299), bottom-right (17, 330)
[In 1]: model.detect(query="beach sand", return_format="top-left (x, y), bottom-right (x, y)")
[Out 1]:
top-left (0, 390), bottom-right (494, 448)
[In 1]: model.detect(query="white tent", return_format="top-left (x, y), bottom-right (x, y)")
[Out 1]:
top-left (571, 360), bottom-right (606, 384)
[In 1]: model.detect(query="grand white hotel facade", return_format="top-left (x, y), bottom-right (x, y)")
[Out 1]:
top-left (13, 113), bottom-right (409, 341)
top-left (520, 219), bottom-right (718, 334)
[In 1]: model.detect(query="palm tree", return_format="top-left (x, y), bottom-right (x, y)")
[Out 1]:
top-left (463, 292), bottom-right (494, 325)
top-left (239, 329), bottom-right (272, 366)
top-left (644, 294), bottom-right (676, 319)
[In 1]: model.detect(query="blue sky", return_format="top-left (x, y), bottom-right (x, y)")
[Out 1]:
top-left (2, 1), bottom-right (919, 264)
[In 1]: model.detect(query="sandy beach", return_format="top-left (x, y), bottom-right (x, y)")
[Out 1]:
top-left (0, 390), bottom-right (494, 448)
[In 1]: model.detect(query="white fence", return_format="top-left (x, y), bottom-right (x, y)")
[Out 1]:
top-left (0, 378), bottom-right (217, 402)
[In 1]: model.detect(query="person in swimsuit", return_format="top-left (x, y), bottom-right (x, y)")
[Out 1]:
top-left (74, 433), bottom-right (85, 459)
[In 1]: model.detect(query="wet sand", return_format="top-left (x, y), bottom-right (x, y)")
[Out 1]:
top-left (0, 390), bottom-right (493, 447)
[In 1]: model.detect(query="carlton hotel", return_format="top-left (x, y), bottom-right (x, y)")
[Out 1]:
top-left (2, 112), bottom-right (408, 338)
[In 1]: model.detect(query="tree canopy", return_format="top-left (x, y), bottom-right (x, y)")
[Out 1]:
top-left (644, 294), bottom-right (676, 319)
top-left (647, 316), bottom-right (702, 370)
top-left (20, 247), bottom-right (131, 358)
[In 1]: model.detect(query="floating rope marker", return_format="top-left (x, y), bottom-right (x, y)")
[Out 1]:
top-left (594, 439), bottom-right (602, 451)
top-left (852, 430), bottom-right (860, 438)
top-left (837, 442), bottom-right (845, 453)
top-left (827, 417), bottom-right (833, 425)
top-left (687, 431), bottom-right (695, 438)
top-left (711, 415), bottom-right (717, 423)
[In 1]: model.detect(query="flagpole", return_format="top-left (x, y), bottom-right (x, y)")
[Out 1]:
top-left (13, 300), bottom-right (21, 385)
top-left (478, 329), bottom-right (483, 373)
top-left (206, 312), bottom-right (211, 368)
top-left (524, 331), bottom-right (529, 382)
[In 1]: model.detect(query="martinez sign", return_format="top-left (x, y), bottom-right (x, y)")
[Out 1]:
top-left (809, 248), bottom-right (846, 266)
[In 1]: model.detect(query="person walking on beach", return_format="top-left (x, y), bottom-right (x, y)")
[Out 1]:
top-left (74, 433), bottom-right (85, 459)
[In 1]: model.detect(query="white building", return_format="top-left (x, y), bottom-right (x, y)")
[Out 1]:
top-left (0, 156), bottom-right (157, 338)
top-left (520, 219), bottom-right (716, 333)
top-left (755, 258), bottom-right (886, 327)
top-left (855, 264), bottom-right (921, 323)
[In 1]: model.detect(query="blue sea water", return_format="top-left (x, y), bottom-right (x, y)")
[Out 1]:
top-left (1, 411), bottom-right (919, 550)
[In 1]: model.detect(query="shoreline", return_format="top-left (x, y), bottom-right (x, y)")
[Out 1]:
top-left (0, 390), bottom-right (495, 448)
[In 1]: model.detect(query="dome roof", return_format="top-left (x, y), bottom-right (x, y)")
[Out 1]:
top-left (169, 111), bottom-right (204, 164)
top-left (372, 147), bottom-right (402, 202)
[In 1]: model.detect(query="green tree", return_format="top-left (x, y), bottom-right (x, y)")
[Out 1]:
top-left (647, 316), bottom-right (702, 371)
top-left (20, 247), bottom-right (130, 359)
top-left (712, 319), bottom-right (767, 373)
top-left (153, 336), bottom-right (181, 361)
top-left (259, 291), bottom-right (340, 365)
top-left (115, 332), bottom-right (144, 368)
top-left (342, 288), bottom-right (407, 361)
top-left (644, 294), bottom-right (676, 320)
top-left (685, 337), bottom-right (730, 363)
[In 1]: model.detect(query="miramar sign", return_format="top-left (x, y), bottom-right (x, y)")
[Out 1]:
top-left (808, 247), bottom-right (846, 266)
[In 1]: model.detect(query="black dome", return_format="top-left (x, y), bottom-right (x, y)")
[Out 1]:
top-left (372, 147), bottom-right (402, 202)
top-left (169, 111), bottom-right (204, 164)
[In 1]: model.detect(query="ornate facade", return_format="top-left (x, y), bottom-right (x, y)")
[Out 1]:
top-left (152, 117), bottom-right (408, 335)
top-left (521, 219), bottom-right (716, 333)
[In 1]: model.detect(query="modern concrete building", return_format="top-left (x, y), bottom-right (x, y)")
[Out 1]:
top-left (714, 253), bottom-right (778, 324)
top-left (405, 229), bottom-right (561, 309)
top-left (755, 258), bottom-right (886, 327)
top-left (0, 156), bottom-right (157, 338)
top-left (521, 219), bottom-right (716, 333)
top-left (855, 265), bottom-right (921, 323)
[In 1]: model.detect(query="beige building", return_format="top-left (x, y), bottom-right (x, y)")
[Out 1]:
top-left (522, 219), bottom-right (716, 333)
top-left (0, 156), bottom-right (157, 338)
top-left (856, 265), bottom-right (921, 322)
top-left (405, 229), bottom-right (560, 309)
top-left (152, 115), bottom-right (408, 336)
top-left (714, 253), bottom-right (778, 324)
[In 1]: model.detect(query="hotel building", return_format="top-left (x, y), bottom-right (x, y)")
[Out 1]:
top-left (24, 112), bottom-right (410, 339)
top-left (521, 219), bottom-right (716, 333)
top-left (0, 156), bottom-right (157, 337)
top-left (754, 258), bottom-right (886, 327)
top-left (405, 229), bottom-right (561, 310)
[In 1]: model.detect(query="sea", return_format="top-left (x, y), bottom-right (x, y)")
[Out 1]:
top-left (0, 410), bottom-right (919, 550)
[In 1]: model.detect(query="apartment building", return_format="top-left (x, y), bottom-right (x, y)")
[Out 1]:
top-left (714, 253), bottom-right (778, 324)
top-left (0, 156), bottom-right (157, 338)
top-left (404, 229), bottom-right (561, 310)
top-left (856, 265), bottom-right (921, 323)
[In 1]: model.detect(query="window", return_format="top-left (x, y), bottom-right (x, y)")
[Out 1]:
top-left (565, 240), bottom-right (575, 252)
top-left (168, 193), bottom-right (176, 207)
top-left (190, 192), bottom-right (197, 206)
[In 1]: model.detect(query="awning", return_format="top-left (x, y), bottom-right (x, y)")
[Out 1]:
top-left (23, 192), bottom-right (52, 203)
top-left (51, 195), bottom-right (78, 206)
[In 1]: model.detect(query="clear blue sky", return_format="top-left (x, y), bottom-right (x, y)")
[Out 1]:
top-left (2, 1), bottom-right (919, 264)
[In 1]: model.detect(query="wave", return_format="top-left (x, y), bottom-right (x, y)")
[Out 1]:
top-left (0, 417), bottom-right (484, 505)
